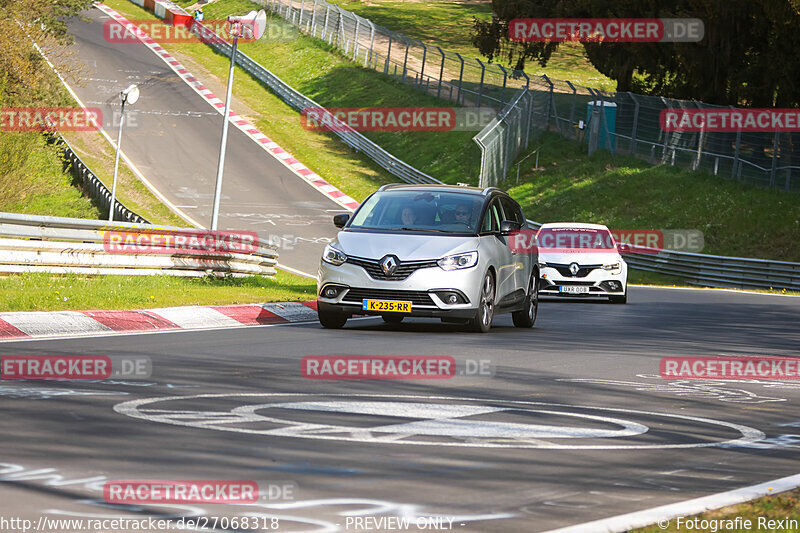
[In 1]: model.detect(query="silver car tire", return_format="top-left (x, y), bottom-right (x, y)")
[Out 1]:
top-left (512, 273), bottom-right (538, 328)
top-left (469, 272), bottom-right (495, 333)
top-left (318, 309), bottom-right (347, 329)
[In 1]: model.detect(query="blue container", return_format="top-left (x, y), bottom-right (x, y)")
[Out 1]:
top-left (586, 101), bottom-right (617, 151)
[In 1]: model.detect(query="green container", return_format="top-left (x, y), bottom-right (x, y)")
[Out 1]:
top-left (586, 101), bottom-right (617, 151)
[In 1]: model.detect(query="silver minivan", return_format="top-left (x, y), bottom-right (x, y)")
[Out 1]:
top-left (317, 184), bottom-right (539, 332)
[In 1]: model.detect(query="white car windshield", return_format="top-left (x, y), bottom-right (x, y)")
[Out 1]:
top-left (348, 191), bottom-right (484, 233)
top-left (537, 227), bottom-right (616, 250)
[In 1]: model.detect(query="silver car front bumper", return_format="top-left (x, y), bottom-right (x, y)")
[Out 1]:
top-left (317, 259), bottom-right (486, 318)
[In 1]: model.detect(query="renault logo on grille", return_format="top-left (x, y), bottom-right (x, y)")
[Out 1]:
top-left (380, 255), bottom-right (399, 276)
top-left (569, 262), bottom-right (580, 276)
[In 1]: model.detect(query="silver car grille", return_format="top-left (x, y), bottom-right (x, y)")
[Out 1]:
top-left (347, 256), bottom-right (439, 281)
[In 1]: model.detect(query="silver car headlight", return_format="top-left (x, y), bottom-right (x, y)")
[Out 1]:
top-left (438, 251), bottom-right (478, 271)
top-left (538, 261), bottom-right (548, 268)
top-left (322, 244), bottom-right (347, 266)
top-left (602, 262), bottom-right (620, 271)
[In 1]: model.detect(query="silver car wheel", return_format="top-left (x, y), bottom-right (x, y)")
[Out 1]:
top-left (480, 274), bottom-right (495, 327)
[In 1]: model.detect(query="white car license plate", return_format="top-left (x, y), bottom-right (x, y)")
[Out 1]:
top-left (559, 285), bottom-right (589, 295)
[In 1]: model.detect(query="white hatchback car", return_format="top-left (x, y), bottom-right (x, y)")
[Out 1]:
top-left (536, 223), bottom-right (628, 303)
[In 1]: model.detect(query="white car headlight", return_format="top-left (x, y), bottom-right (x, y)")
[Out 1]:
top-left (602, 262), bottom-right (621, 271)
top-left (438, 251), bottom-right (478, 271)
top-left (538, 261), bottom-right (548, 268)
top-left (322, 244), bottom-right (347, 266)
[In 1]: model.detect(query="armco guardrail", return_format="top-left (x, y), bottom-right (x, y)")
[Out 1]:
top-left (621, 249), bottom-right (800, 291)
top-left (48, 132), bottom-right (149, 224)
top-left (525, 219), bottom-right (800, 291)
top-left (0, 212), bottom-right (278, 277)
top-left (202, 32), bottom-right (441, 185)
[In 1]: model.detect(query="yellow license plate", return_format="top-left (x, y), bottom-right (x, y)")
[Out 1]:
top-left (362, 300), bottom-right (412, 313)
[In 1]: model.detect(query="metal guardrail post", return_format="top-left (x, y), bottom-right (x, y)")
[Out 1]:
top-left (419, 42), bottom-right (427, 87)
top-left (436, 46), bottom-right (445, 99)
top-left (455, 53), bottom-right (465, 105)
top-left (298, 0), bottom-right (305, 27)
top-left (336, 9), bottom-right (345, 51)
top-left (401, 40), bottom-right (410, 83)
top-left (600, 90), bottom-right (614, 154)
top-left (770, 131), bottom-right (779, 188)
top-left (522, 89), bottom-right (531, 148)
top-left (565, 80), bottom-right (577, 140)
top-left (542, 75), bottom-right (554, 132)
top-left (499, 65), bottom-right (508, 103)
top-left (322, 4), bottom-right (329, 41)
top-left (366, 21), bottom-right (375, 68)
top-left (660, 96), bottom-right (671, 164)
top-left (352, 17), bottom-right (360, 61)
top-left (476, 59), bottom-right (486, 108)
top-left (629, 92), bottom-right (640, 155)
top-left (310, 0), bottom-right (317, 35)
top-left (693, 101), bottom-right (704, 171)
top-left (384, 34), bottom-right (392, 75)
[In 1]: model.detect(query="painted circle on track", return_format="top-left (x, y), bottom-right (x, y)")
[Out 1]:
top-left (114, 393), bottom-right (765, 449)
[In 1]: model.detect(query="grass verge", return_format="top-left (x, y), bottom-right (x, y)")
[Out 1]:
top-left (635, 487), bottom-right (800, 532)
top-left (329, 0), bottom-right (615, 89)
top-left (0, 132), bottom-right (101, 219)
top-left (0, 270), bottom-right (316, 312)
top-left (507, 133), bottom-right (800, 262)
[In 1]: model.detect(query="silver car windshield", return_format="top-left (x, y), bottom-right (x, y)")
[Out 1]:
top-left (348, 191), bottom-right (484, 233)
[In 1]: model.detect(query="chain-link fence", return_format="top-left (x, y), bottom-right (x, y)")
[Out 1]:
top-left (258, 0), bottom-right (800, 192)
top-left (258, 0), bottom-right (531, 110)
top-left (478, 79), bottom-right (800, 190)
top-left (474, 89), bottom-right (533, 188)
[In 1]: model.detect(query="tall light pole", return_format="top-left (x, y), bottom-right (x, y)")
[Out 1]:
top-left (210, 10), bottom-right (266, 231)
top-left (109, 84), bottom-right (139, 222)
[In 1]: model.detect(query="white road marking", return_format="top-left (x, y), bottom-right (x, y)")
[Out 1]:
top-left (542, 471), bottom-right (800, 533)
top-left (148, 306), bottom-right (243, 329)
top-left (632, 284), bottom-right (800, 298)
top-left (113, 393), bottom-right (766, 450)
top-left (1, 312), bottom-right (110, 337)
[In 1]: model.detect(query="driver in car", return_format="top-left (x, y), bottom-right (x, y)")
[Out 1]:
top-left (454, 205), bottom-right (470, 225)
top-left (401, 206), bottom-right (418, 226)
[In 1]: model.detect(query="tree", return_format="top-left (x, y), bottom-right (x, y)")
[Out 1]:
top-left (472, 0), bottom-right (800, 107)
top-left (0, 0), bottom-right (93, 106)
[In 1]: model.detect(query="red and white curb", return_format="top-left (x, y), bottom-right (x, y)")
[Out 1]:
top-left (96, 3), bottom-right (359, 212)
top-left (0, 301), bottom-right (318, 340)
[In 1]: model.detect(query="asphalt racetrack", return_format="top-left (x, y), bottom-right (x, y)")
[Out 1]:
top-left (5, 7), bottom-right (797, 533)
top-left (1, 287), bottom-right (799, 531)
